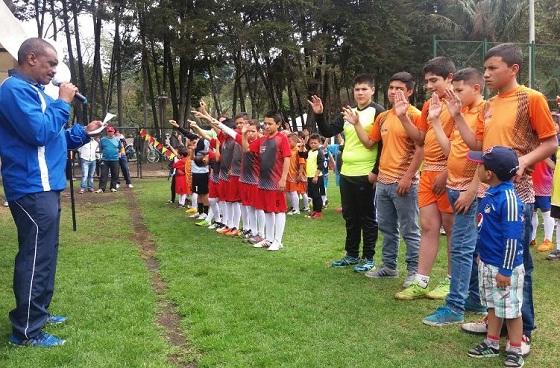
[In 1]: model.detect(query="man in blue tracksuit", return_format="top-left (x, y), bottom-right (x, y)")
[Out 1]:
top-left (0, 38), bottom-right (102, 347)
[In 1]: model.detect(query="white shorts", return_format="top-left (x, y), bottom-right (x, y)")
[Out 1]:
top-left (478, 260), bottom-right (524, 319)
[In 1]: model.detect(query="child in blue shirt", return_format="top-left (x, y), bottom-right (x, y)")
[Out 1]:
top-left (466, 146), bottom-right (525, 368)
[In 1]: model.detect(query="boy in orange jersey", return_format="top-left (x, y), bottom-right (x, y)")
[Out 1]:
top-left (395, 57), bottom-right (456, 298)
top-left (349, 72), bottom-right (423, 276)
top-left (455, 44), bottom-right (557, 356)
top-left (286, 133), bottom-right (306, 215)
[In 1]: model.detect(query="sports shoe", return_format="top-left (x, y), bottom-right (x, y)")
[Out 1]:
top-left (78, 189), bottom-right (85, 194)
top-left (305, 211), bottom-right (317, 218)
top-left (536, 239), bottom-right (554, 252)
top-left (302, 207), bottom-right (310, 212)
top-left (423, 306), bottom-right (464, 326)
top-left (402, 271), bottom-right (416, 288)
top-left (216, 226), bottom-right (230, 234)
top-left (310, 212), bottom-right (322, 219)
top-left (116, 183), bottom-right (120, 189)
top-left (248, 235), bottom-right (264, 245)
top-left (395, 281), bottom-right (428, 300)
top-left (9, 331), bottom-right (66, 347)
top-left (225, 228), bottom-right (239, 236)
top-left (504, 350), bottom-right (524, 367)
top-left (95, 189), bottom-right (104, 193)
top-left (353, 259), bottom-right (375, 273)
top-left (196, 213), bottom-right (208, 220)
top-left (185, 207), bottom-right (198, 215)
top-left (287, 208), bottom-right (299, 215)
top-left (529, 239), bottom-right (536, 247)
top-left (365, 266), bottom-right (398, 279)
top-left (426, 278), bottom-right (450, 300)
top-left (506, 335), bottom-right (531, 358)
top-left (331, 255), bottom-right (360, 268)
top-left (461, 316), bottom-right (488, 335)
top-left (127, 184), bottom-right (134, 188)
top-left (47, 315), bottom-right (67, 325)
top-left (467, 341), bottom-right (500, 358)
top-left (110, 188), bottom-right (117, 192)
top-left (196, 219), bottom-right (211, 227)
top-left (267, 241), bottom-right (283, 251)
top-left (253, 239), bottom-right (270, 248)
top-left (3, 201), bottom-right (9, 207)
top-left (189, 212), bottom-right (200, 218)
top-left (208, 223), bottom-right (218, 230)
top-left (546, 249), bottom-right (560, 260)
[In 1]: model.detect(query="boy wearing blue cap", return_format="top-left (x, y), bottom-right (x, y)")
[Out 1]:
top-left (466, 146), bottom-right (525, 368)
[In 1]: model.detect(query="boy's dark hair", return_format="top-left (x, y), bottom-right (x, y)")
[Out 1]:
top-left (452, 67), bottom-right (485, 88)
top-left (484, 43), bottom-right (523, 70)
top-left (353, 74), bottom-right (375, 88)
top-left (246, 119), bottom-right (258, 127)
top-left (264, 111), bottom-right (283, 124)
top-left (389, 72), bottom-right (415, 91)
top-left (297, 131), bottom-right (306, 139)
top-left (308, 133), bottom-right (321, 142)
top-left (234, 112), bottom-right (249, 121)
top-left (222, 118), bottom-right (236, 129)
top-left (177, 146), bottom-right (189, 157)
top-left (423, 56), bottom-right (456, 79)
top-left (287, 132), bottom-right (299, 140)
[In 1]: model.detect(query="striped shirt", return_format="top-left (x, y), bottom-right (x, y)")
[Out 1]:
top-left (477, 181), bottom-right (524, 276)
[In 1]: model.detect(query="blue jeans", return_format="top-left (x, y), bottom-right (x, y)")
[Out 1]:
top-left (375, 182), bottom-right (420, 272)
top-left (445, 189), bottom-right (479, 313)
top-left (80, 159), bottom-right (96, 190)
top-left (521, 203), bottom-right (535, 336)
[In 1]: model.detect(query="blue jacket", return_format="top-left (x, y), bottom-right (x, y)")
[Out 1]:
top-left (0, 71), bottom-right (90, 201)
top-left (477, 181), bottom-right (524, 276)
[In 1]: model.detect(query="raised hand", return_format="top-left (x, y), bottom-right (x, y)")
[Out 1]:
top-left (342, 106), bottom-right (359, 125)
top-left (394, 90), bottom-right (410, 117)
top-left (427, 93), bottom-right (443, 122)
top-left (556, 95), bottom-right (560, 108)
top-left (169, 119), bottom-right (180, 128)
top-left (187, 119), bottom-right (199, 129)
top-left (191, 110), bottom-right (212, 121)
top-left (199, 99), bottom-right (208, 112)
top-left (86, 120), bottom-right (104, 136)
top-left (444, 89), bottom-right (462, 118)
top-left (307, 95), bottom-right (324, 115)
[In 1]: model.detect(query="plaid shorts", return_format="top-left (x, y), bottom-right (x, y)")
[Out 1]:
top-left (478, 260), bottom-right (524, 319)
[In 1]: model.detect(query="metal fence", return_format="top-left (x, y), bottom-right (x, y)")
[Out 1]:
top-left (433, 38), bottom-right (560, 108)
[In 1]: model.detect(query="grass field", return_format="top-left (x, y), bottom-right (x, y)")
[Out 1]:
top-left (1, 178), bottom-right (559, 367)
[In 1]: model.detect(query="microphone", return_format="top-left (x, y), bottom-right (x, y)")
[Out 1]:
top-left (52, 80), bottom-right (88, 104)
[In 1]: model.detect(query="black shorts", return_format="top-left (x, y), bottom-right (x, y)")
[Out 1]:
top-left (551, 205), bottom-right (560, 219)
top-left (192, 173), bottom-right (209, 195)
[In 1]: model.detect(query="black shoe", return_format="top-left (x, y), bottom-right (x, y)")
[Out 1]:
top-left (504, 351), bottom-right (524, 367)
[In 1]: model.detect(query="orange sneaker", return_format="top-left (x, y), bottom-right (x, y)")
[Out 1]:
top-left (225, 228), bottom-right (239, 236)
top-left (216, 226), bottom-right (230, 234)
top-left (537, 239), bottom-right (554, 252)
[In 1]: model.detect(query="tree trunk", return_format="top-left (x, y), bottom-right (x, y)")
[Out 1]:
top-left (163, 35), bottom-right (179, 120)
top-left (49, 0), bottom-right (57, 40)
top-left (150, 37), bottom-right (162, 96)
top-left (139, 5), bottom-right (159, 131)
top-left (71, 1), bottom-right (88, 99)
top-left (208, 63), bottom-right (222, 116)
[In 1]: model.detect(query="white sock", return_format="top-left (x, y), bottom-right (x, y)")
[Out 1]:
top-left (265, 212), bottom-right (275, 242)
top-left (414, 274), bottom-right (430, 288)
top-left (247, 206), bottom-right (257, 235)
top-left (531, 211), bottom-right (538, 241)
top-left (206, 207), bottom-right (214, 223)
top-left (542, 210), bottom-right (555, 241)
top-left (256, 209), bottom-right (266, 236)
top-left (209, 198), bottom-right (220, 223)
top-left (191, 193), bottom-right (198, 209)
top-left (556, 220), bottom-right (560, 250)
top-left (274, 212), bottom-right (286, 244)
top-left (178, 194), bottom-right (187, 206)
top-left (232, 202), bottom-right (241, 229)
top-left (292, 192), bottom-right (300, 211)
top-left (240, 205), bottom-right (248, 231)
top-left (322, 195), bottom-right (327, 205)
top-left (302, 193), bottom-right (309, 210)
top-left (219, 201), bottom-right (228, 226)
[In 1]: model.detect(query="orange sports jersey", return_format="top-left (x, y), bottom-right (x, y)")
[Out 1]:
top-left (287, 148), bottom-right (304, 183)
top-left (446, 100), bottom-right (485, 191)
top-left (418, 99), bottom-right (455, 171)
top-left (369, 106), bottom-right (421, 184)
top-left (475, 85), bottom-right (557, 203)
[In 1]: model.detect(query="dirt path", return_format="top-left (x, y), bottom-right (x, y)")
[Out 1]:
top-left (125, 190), bottom-right (197, 368)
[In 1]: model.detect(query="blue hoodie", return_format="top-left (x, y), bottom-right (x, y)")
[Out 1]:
top-left (0, 71), bottom-right (90, 201)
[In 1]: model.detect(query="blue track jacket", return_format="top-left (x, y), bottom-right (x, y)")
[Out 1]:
top-left (0, 71), bottom-right (90, 201)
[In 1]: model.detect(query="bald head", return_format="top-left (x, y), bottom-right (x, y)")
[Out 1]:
top-left (17, 38), bottom-right (57, 65)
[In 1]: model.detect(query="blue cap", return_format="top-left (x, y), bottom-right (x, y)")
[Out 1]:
top-left (467, 146), bottom-right (519, 181)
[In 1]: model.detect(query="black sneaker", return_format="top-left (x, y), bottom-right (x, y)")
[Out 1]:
top-left (547, 249), bottom-right (560, 260)
top-left (504, 351), bottom-right (524, 367)
top-left (467, 341), bottom-right (500, 358)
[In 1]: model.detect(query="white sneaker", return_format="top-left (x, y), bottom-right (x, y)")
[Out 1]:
top-left (95, 189), bottom-right (104, 193)
top-left (197, 213), bottom-right (207, 220)
top-left (287, 209), bottom-right (299, 216)
top-left (189, 212), bottom-right (199, 218)
top-left (208, 223), bottom-right (218, 230)
top-left (128, 184), bottom-right (134, 188)
top-left (110, 188), bottom-right (117, 192)
top-left (267, 241), bottom-right (283, 251)
top-left (116, 184), bottom-right (120, 189)
top-left (506, 335), bottom-right (531, 357)
top-left (461, 318), bottom-right (487, 335)
top-left (3, 201), bottom-right (9, 207)
top-left (253, 240), bottom-right (270, 248)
